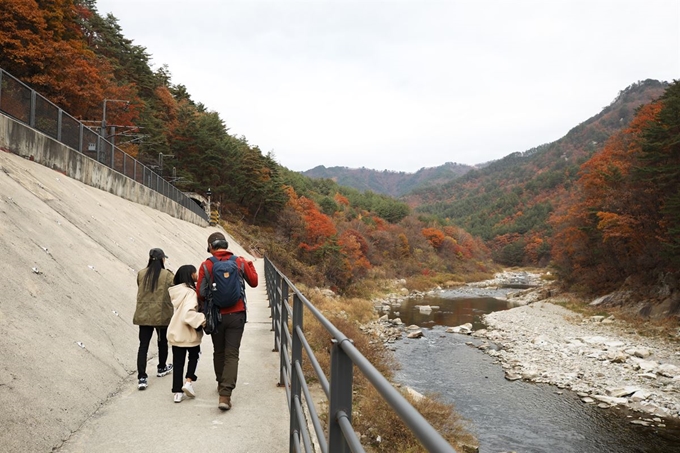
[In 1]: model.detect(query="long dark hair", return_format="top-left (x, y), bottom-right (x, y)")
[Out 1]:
top-left (173, 264), bottom-right (197, 290)
top-left (142, 253), bottom-right (166, 292)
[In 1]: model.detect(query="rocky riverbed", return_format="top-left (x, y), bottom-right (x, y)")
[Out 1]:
top-left (366, 271), bottom-right (680, 428)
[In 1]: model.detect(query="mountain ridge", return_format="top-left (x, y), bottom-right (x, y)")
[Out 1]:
top-left (300, 79), bottom-right (668, 203)
top-left (301, 161), bottom-right (474, 197)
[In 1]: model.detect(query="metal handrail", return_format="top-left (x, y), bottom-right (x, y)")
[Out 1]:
top-left (265, 256), bottom-right (458, 453)
top-left (0, 67), bottom-right (207, 221)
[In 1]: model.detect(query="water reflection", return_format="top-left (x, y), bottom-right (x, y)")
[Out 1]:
top-left (389, 296), bottom-right (511, 329)
top-left (388, 294), bottom-right (680, 452)
top-left (392, 326), bottom-right (680, 453)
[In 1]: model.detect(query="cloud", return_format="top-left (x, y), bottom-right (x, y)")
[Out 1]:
top-left (96, 0), bottom-right (680, 172)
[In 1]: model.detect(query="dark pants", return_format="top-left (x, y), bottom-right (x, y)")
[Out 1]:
top-left (211, 311), bottom-right (246, 397)
top-left (172, 345), bottom-right (201, 393)
top-left (136, 326), bottom-right (168, 379)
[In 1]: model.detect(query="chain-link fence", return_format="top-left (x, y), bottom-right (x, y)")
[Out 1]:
top-left (0, 67), bottom-right (207, 221)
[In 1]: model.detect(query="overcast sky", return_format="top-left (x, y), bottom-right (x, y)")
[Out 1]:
top-left (94, 0), bottom-right (679, 173)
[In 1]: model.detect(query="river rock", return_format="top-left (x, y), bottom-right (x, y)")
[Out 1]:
top-left (605, 350), bottom-right (629, 363)
top-left (406, 330), bottom-right (423, 339)
top-left (629, 357), bottom-right (658, 372)
top-left (657, 363), bottom-right (680, 378)
top-left (630, 390), bottom-right (652, 402)
top-left (446, 323), bottom-right (473, 334)
top-left (505, 371), bottom-right (522, 381)
top-left (478, 301), bottom-right (680, 421)
top-left (592, 395), bottom-right (628, 405)
top-left (417, 305), bottom-right (433, 314)
top-left (625, 347), bottom-right (652, 358)
top-left (405, 386), bottom-right (425, 402)
top-left (606, 386), bottom-right (640, 397)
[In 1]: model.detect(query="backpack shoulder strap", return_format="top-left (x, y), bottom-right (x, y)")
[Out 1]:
top-left (202, 262), bottom-right (213, 281)
top-left (200, 263), bottom-right (212, 299)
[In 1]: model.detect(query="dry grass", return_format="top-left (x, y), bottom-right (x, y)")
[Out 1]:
top-left (354, 386), bottom-right (478, 453)
top-left (295, 288), bottom-right (477, 452)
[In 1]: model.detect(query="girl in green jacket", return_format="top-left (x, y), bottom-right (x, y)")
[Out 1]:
top-left (133, 248), bottom-right (175, 390)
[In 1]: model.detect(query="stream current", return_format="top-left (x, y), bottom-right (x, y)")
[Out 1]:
top-left (387, 293), bottom-right (680, 452)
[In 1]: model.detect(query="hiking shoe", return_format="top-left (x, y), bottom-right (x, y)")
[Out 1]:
top-left (218, 395), bottom-right (231, 411)
top-left (174, 392), bottom-right (184, 403)
top-left (157, 364), bottom-right (173, 377)
top-left (138, 378), bottom-right (148, 390)
top-left (182, 381), bottom-right (196, 398)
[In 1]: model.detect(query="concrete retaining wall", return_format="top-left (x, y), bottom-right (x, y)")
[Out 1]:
top-left (0, 150), bottom-right (239, 451)
top-left (0, 112), bottom-right (207, 227)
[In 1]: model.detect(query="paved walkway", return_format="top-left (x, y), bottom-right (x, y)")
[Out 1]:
top-left (57, 259), bottom-right (289, 453)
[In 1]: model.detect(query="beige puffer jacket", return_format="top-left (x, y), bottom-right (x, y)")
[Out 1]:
top-left (133, 267), bottom-right (174, 326)
top-left (167, 283), bottom-right (205, 347)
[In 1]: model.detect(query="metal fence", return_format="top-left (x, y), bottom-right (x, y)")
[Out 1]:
top-left (0, 67), bottom-right (207, 221)
top-left (264, 257), bottom-right (458, 453)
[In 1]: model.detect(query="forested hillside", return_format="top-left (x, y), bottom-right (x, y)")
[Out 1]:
top-left (550, 82), bottom-right (680, 294)
top-left (302, 161), bottom-right (473, 197)
top-left (409, 80), bottom-right (668, 268)
top-left (0, 0), bottom-right (494, 294)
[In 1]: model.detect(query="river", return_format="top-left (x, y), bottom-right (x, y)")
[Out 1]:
top-left (387, 294), bottom-right (680, 453)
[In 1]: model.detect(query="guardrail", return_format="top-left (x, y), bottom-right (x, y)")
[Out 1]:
top-left (0, 67), bottom-right (207, 221)
top-left (264, 256), bottom-right (458, 453)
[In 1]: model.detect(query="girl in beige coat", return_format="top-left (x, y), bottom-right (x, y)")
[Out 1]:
top-left (168, 265), bottom-right (206, 403)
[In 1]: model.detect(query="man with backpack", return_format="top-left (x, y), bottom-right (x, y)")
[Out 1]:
top-left (197, 232), bottom-right (258, 411)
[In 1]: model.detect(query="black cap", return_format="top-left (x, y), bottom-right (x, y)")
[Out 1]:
top-left (149, 248), bottom-right (167, 260)
top-left (207, 232), bottom-right (228, 251)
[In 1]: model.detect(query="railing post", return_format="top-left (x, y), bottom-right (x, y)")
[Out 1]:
top-left (279, 281), bottom-right (289, 387)
top-left (29, 90), bottom-right (36, 127)
top-left (289, 292), bottom-right (303, 452)
top-left (57, 109), bottom-right (62, 141)
top-left (271, 271), bottom-right (279, 334)
top-left (274, 279), bottom-right (286, 385)
top-left (328, 339), bottom-right (353, 453)
top-left (0, 69), bottom-right (3, 107)
top-left (78, 123), bottom-right (84, 153)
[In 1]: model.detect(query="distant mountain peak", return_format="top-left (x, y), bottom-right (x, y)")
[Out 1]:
top-left (301, 162), bottom-right (474, 197)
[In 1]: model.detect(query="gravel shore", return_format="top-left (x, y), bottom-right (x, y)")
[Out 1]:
top-left (475, 288), bottom-right (680, 426)
top-left (370, 271), bottom-right (680, 428)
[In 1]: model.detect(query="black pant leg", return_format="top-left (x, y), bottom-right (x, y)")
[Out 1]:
top-left (171, 346), bottom-right (186, 393)
top-left (137, 326), bottom-right (154, 379)
top-left (186, 345), bottom-right (201, 382)
top-left (156, 327), bottom-right (169, 369)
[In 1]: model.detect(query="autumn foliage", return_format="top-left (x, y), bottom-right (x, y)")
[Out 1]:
top-left (550, 81), bottom-right (680, 293)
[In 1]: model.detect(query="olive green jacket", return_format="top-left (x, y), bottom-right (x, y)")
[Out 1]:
top-left (133, 267), bottom-right (174, 326)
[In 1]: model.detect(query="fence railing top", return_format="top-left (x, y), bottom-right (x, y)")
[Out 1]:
top-left (0, 66), bottom-right (208, 222)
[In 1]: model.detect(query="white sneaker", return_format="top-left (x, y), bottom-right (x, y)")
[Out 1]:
top-left (182, 381), bottom-right (196, 398)
top-left (173, 392), bottom-right (184, 403)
